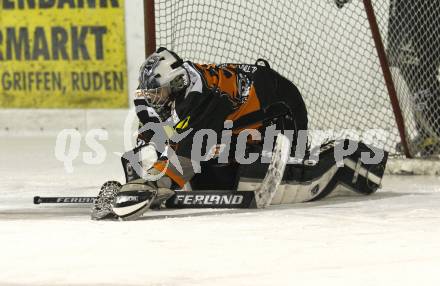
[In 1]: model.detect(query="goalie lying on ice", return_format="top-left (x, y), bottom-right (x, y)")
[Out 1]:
top-left (91, 47), bottom-right (388, 220)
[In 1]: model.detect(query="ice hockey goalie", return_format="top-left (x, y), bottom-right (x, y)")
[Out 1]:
top-left (91, 47), bottom-right (388, 221)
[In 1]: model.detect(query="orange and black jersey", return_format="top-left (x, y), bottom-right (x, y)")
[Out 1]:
top-left (136, 60), bottom-right (307, 156)
top-left (134, 60), bottom-right (307, 188)
top-left (173, 62), bottom-right (263, 135)
top-left (174, 60), bottom-right (307, 143)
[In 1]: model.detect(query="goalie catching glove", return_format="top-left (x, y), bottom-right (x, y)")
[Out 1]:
top-left (91, 179), bottom-right (175, 221)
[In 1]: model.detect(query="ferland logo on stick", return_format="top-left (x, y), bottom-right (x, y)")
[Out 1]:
top-left (174, 193), bottom-right (245, 206)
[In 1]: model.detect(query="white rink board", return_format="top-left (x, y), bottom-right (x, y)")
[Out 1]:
top-left (1, 136), bottom-right (440, 286)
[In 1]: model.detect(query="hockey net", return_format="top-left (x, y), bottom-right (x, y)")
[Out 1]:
top-left (146, 0), bottom-right (440, 161)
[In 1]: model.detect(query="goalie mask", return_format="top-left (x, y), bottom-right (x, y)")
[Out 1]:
top-left (136, 47), bottom-right (189, 108)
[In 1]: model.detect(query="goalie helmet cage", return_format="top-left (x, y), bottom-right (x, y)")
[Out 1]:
top-left (143, 0), bottom-right (440, 159)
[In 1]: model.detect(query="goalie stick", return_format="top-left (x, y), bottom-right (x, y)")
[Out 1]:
top-left (253, 133), bottom-right (290, 208)
top-left (33, 192), bottom-right (256, 208)
top-left (33, 134), bottom-right (291, 209)
top-left (34, 196), bottom-right (96, 204)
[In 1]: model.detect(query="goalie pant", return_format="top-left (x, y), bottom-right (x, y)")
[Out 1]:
top-left (124, 59), bottom-right (308, 190)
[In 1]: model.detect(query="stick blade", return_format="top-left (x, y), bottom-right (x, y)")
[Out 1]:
top-left (254, 134), bottom-right (291, 208)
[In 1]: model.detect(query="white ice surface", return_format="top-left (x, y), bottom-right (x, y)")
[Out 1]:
top-left (1, 136), bottom-right (440, 286)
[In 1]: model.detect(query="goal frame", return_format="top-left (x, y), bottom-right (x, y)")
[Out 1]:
top-left (142, 0), bottom-right (412, 158)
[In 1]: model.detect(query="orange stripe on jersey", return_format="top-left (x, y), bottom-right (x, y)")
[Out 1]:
top-left (153, 161), bottom-right (186, 188)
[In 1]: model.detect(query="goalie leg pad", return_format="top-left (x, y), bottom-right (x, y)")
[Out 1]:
top-left (239, 140), bottom-right (388, 205)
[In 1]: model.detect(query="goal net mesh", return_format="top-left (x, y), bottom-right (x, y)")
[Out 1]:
top-left (152, 0), bottom-right (440, 157)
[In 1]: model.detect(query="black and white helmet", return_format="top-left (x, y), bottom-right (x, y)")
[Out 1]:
top-left (136, 47), bottom-right (188, 108)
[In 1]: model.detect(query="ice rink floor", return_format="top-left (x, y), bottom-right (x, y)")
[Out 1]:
top-left (1, 136), bottom-right (440, 286)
